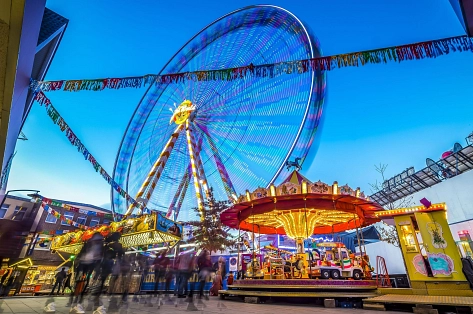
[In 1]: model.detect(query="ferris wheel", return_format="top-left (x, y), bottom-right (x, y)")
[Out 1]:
top-left (112, 5), bottom-right (326, 221)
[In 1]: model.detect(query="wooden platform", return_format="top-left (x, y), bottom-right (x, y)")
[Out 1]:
top-left (220, 279), bottom-right (378, 301)
top-left (363, 294), bottom-right (473, 307)
top-left (230, 279), bottom-right (377, 290)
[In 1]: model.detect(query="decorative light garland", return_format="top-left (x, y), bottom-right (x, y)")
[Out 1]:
top-left (30, 35), bottom-right (473, 93)
top-left (375, 203), bottom-right (446, 217)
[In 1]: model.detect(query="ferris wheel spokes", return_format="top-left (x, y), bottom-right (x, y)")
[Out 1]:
top-left (166, 134), bottom-right (205, 219)
top-left (126, 123), bottom-right (184, 216)
top-left (196, 123), bottom-right (237, 201)
top-left (185, 120), bottom-right (205, 214)
top-left (166, 165), bottom-right (191, 218)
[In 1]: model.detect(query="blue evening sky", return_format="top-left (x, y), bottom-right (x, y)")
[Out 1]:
top-left (8, 0), bottom-right (472, 211)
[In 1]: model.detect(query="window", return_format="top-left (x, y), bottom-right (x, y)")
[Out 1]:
top-left (89, 218), bottom-right (100, 227)
top-left (0, 204), bottom-right (9, 219)
top-left (45, 212), bottom-right (58, 224)
top-left (102, 219), bottom-right (110, 225)
top-left (34, 236), bottom-right (52, 251)
top-left (12, 206), bottom-right (25, 221)
top-left (61, 212), bottom-right (74, 226)
top-left (76, 216), bottom-right (86, 225)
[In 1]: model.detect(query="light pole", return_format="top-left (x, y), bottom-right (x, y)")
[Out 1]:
top-left (0, 189), bottom-right (41, 210)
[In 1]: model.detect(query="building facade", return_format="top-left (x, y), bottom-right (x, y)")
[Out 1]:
top-left (0, 195), bottom-right (111, 294)
top-left (0, 195), bottom-right (111, 265)
top-left (0, 1), bottom-right (68, 197)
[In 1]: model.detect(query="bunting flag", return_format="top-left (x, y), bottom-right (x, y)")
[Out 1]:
top-left (32, 92), bottom-right (147, 216)
top-left (30, 35), bottom-right (473, 93)
top-left (34, 195), bottom-right (123, 220)
top-left (42, 203), bottom-right (89, 230)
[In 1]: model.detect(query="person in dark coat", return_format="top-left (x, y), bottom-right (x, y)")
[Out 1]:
top-left (153, 250), bottom-right (170, 295)
top-left (62, 269), bottom-right (73, 294)
top-left (197, 250), bottom-right (212, 299)
top-left (50, 268), bottom-right (67, 295)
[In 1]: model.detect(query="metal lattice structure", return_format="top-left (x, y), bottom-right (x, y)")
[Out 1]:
top-left (370, 144), bottom-right (473, 206)
top-left (112, 5), bottom-right (326, 221)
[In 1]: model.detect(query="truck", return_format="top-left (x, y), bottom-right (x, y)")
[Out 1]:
top-left (307, 242), bottom-right (366, 280)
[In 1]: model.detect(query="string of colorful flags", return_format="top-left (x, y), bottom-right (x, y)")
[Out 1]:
top-left (43, 203), bottom-right (89, 230)
top-left (30, 35), bottom-right (473, 92)
top-left (35, 195), bottom-right (123, 220)
top-left (32, 91), bottom-right (146, 216)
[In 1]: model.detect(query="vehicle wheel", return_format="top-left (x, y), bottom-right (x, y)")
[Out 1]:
top-left (353, 270), bottom-right (362, 280)
top-left (331, 270), bottom-right (340, 280)
top-left (320, 269), bottom-right (330, 279)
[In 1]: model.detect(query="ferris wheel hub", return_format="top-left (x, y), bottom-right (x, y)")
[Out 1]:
top-left (170, 100), bottom-right (196, 125)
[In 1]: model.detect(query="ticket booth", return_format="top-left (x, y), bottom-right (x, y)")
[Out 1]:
top-left (376, 203), bottom-right (472, 296)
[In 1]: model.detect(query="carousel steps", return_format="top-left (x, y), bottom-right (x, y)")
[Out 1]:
top-left (219, 289), bottom-right (378, 298)
top-left (229, 279), bottom-right (378, 290)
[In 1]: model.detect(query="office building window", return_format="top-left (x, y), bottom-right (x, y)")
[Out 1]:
top-left (89, 218), bottom-right (100, 227)
top-left (0, 204), bottom-right (9, 218)
top-left (61, 211), bottom-right (74, 226)
top-left (12, 206), bottom-right (25, 220)
top-left (76, 216), bottom-right (86, 225)
top-left (45, 212), bottom-right (58, 224)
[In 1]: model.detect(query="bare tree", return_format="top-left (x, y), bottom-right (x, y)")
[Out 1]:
top-left (369, 163), bottom-right (414, 247)
top-left (369, 163), bottom-right (413, 210)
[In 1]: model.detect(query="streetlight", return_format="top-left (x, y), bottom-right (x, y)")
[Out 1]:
top-left (0, 189), bottom-right (40, 209)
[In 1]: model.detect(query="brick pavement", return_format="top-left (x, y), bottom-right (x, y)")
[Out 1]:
top-left (0, 295), bottom-right (398, 314)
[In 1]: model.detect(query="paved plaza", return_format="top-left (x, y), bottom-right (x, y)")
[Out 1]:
top-left (0, 296), bottom-right (401, 314)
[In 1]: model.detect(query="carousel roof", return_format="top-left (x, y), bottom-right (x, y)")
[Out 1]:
top-left (221, 171), bottom-right (384, 237)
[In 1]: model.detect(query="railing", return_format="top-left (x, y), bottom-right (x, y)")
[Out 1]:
top-left (376, 256), bottom-right (391, 288)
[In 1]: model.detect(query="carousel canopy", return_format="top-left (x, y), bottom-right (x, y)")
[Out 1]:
top-left (221, 171), bottom-right (383, 238)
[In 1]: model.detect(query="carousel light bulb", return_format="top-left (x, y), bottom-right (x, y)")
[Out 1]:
top-left (332, 181), bottom-right (338, 194)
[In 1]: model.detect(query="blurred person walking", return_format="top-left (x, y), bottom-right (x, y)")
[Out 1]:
top-left (153, 250), bottom-right (169, 295)
top-left (50, 268), bottom-right (66, 295)
top-left (62, 269), bottom-right (73, 294)
top-left (176, 251), bottom-right (195, 298)
top-left (197, 251), bottom-right (212, 299)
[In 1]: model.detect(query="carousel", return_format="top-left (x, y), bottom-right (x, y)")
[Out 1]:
top-left (219, 171), bottom-right (385, 298)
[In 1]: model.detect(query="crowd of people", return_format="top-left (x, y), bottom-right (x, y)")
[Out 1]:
top-left (44, 231), bottom-right (228, 314)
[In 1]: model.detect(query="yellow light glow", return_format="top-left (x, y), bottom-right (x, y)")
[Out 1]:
top-left (186, 120), bottom-right (204, 213)
top-left (10, 258), bottom-right (33, 268)
top-left (270, 185), bottom-right (276, 197)
top-left (302, 181), bottom-right (308, 194)
top-left (170, 100), bottom-right (195, 125)
top-left (375, 203), bottom-right (446, 217)
top-left (246, 190), bottom-right (251, 202)
top-left (246, 209), bottom-right (358, 240)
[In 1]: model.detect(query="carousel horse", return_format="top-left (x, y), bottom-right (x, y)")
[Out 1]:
top-left (285, 157), bottom-right (302, 171)
top-left (284, 255), bottom-right (304, 278)
top-left (245, 255), bottom-right (264, 279)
